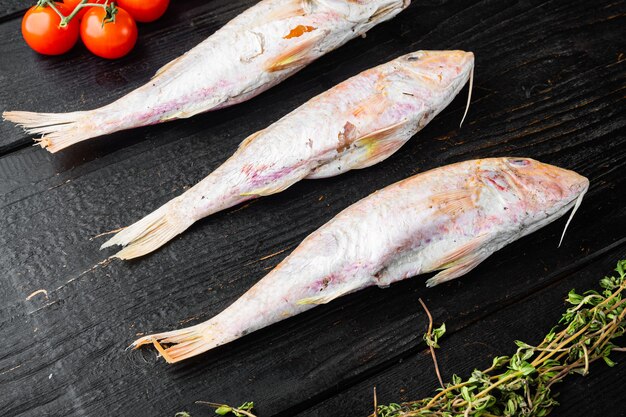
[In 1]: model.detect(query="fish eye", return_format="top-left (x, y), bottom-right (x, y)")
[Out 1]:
top-left (406, 55), bottom-right (420, 61)
top-left (507, 158), bottom-right (531, 167)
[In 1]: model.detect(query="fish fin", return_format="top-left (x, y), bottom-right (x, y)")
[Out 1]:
top-left (352, 94), bottom-right (391, 118)
top-left (101, 198), bottom-right (194, 260)
top-left (429, 188), bottom-right (478, 217)
top-left (266, 30), bottom-right (326, 72)
top-left (305, 120), bottom-right (408, 177)
top-left (426, 250), bottom-right (490, 287)
top-left (296, 292), bottom-right (344, 305)
top-left (152, 54), bottom-right (186, 80)
top-left (236, 129), bottom-right (265, 153)
top-left (131, 324), bottom-right (215, 364)
top-left (350, 121), bottom-right (408, 169)
top-left (165, 106), bottom-right (208, 121)
top-left (431, 234), bottom-right (491, 270)
top-left (240, 180), bottom-right (295, 197)
top-left (296, 275), bottom-right (371, 305)
top-left (263, 0), bottom-right (309, 22)
top-left (3, 110), bottom-right (105, 153)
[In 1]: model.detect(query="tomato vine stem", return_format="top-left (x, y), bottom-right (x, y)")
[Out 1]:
top-left (37, 0), bottom-right (114, 28)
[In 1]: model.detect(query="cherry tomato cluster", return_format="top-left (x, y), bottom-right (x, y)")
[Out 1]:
top-left (21, 0), bottom-right (169, 59)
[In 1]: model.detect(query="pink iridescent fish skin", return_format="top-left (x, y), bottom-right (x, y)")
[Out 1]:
top-left (101, 51), bottom-right (475, 259)
top-left (4, 0), bottom-right (410, 152)
top-left (131, 157), bottom-right (588, 363)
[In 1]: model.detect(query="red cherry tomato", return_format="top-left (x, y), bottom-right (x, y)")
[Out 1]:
top-left (115, 0), bottom-right (169, 23)
top-left (22, 3), bottom-right (80, 55)
top-left (63, 0), bottom-right (106, 20)
top-left (80, 7), bottom-right (137, 59)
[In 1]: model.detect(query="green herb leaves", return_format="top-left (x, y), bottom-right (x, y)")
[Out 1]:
top-left (424, 323), bottom-right (446, 349)
top-left (372, 259), bottom-right (626, 417)
top-left (194, 401), bottom-right (256, 417)
top-left (214, 402), bottom-right (255, 416)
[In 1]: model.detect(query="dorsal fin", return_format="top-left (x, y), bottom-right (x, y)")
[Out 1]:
top-left (263, 0), bottom-right (311, 22)
top-left (429, 188), bottom-right (478, 217)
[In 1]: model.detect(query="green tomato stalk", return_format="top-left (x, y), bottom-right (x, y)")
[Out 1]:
top-left (35, 0), bottom-right (115, 27)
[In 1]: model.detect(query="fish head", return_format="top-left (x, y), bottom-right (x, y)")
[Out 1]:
top-left (399, 50), bottom-right (475, 92)
top-left (500, 157), bottom-right (588, 207)
top-left (478, 158), bottom-right (589, 235)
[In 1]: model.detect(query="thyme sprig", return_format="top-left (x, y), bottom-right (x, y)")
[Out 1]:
top-left (373, 259), bottom-right (626, 417)
top-left (419, 298), bottom-right (446, 389)
top-left (196, 401), bottom-right (256, 417)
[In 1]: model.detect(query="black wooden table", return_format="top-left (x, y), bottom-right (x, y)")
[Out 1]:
top-left (1, 1), bottom-right (625, 416)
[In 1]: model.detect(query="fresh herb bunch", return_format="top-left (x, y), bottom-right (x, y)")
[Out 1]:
top-left (373, 259), bottom-right (626, 417)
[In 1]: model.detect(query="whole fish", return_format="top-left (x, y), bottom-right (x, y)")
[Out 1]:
top-left (101, 50), bottom-right (475, 259)
top-left (3, 0), bottom-right (410, 153)
top-left (132, 157), bottom-right (589, 363)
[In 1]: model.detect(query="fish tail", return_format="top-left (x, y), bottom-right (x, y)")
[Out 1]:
top-left (131, 324), bottom-right (217, 364)
top-left (2, 109), bottom-right (117, 153)
top-left (101, 198), bottom-right (194, 260)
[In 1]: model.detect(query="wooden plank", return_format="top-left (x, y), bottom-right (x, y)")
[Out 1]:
top-left (0, 0), bottom-right (624, 416)
top-left (0, 0), bottom-right (29, 23)
top-left (293, 243), bottom-right (626, 417)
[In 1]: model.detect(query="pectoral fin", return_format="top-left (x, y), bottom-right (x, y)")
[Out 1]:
top-left (305, 120), bottom-right (409, 179)
top-left (266, 30), bottom-right (326, 72)
top-left (425, 235), bottom-right (492, 287)
top-left (426, 251), bottom-right (490, 287)
top-left (351, 120), bottom-right (408, 169)
top-left (432, 234), bottom-right (490, 269)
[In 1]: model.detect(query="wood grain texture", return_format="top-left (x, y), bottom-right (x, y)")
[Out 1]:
top-left (0, 0), bottom-right (625, 416)
top-left (0, 0), bottom-right (29, 23)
